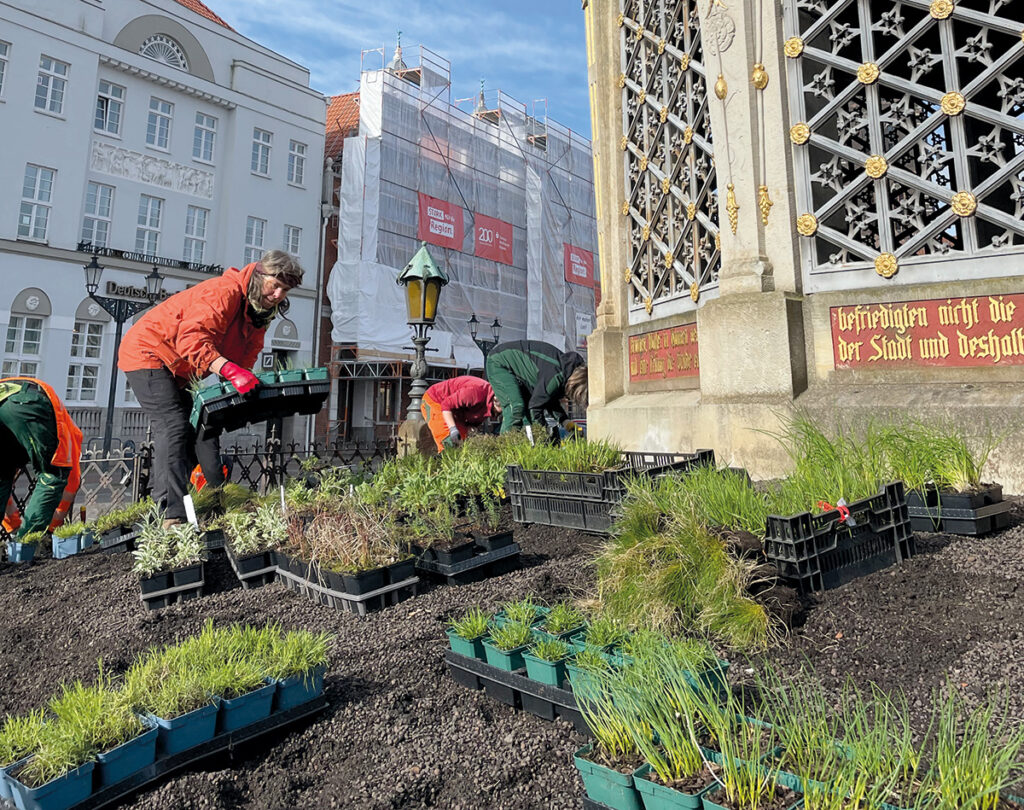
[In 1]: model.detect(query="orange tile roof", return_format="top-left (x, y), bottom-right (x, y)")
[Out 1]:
top-left (325, 93), bottom-right (361, 156)
top-left (174, 0), bottom-right (233, 30)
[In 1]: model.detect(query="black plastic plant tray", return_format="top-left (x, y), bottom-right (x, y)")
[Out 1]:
top-left (225, 547), bottom-right (277, 590)
top-left (276, 567), bottom-right (419, 617)
top-left (764, 481), bottom-right (915, 594)
top-left (906, 485), bottom-right (1011, 535)
top-left (443, 649), bottom-right (590, 735)
top-left (66, 696), bottom-right (327, 810)
top-left (100, 530), bottom-right (138, 554)
top-left (511, 494), bottom-right (620, 534)
top-left (140, 575), bottom-right (205, 611)
top-left (194, 378), bottom-right (329, 441)
top-left (415, 543), bottom-right (521, 586)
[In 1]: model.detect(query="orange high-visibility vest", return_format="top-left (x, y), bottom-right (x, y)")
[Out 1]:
top-left (0, 377), bottom-right (83, 533)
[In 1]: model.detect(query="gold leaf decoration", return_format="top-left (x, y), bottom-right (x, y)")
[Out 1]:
top-left (929, 0), bottom-right (954, 19)
top-left (658, 39), bottom-right (666, 54)
top-left (726, 183), bottom-right (739, 234)
top-left (618, 73), bottom-right (626, 89)
top-left (638, 90), bottom-right (646, 104)
top-left (714, 232), bottom-right (721, 251)
top-left (784, 37), bottom-right (805, 58)
top-left (714, 74), bottom-right (728, 100)
top-left (660, 106), bottom-right (668, 123)
top-left (644, 297), bottom-right (653, 315)
top-left (857, 62), bottom-right (880, 84)
top-left (796, 213), bottom-right (818, 236)
top-left (642, 225), bottom-right (650, 241)
top-left (617, 12), bottom-right (624, 26)
top-left (620, 135), bottom-right (629, 151)
top-left (683, 126), bottom-right (694, 144)
top-left (664, 251), bottom-right (674, 268)
top-left (751, 63), bottom-right (769, 90)
top-left (790, 123), bottom-right (810, 145)
top-left (875, 253), bottom-right (899, 279)
top-left (687, 202), bottom-right (697, 221)
top-left (690, 282), bottom-right (700, 302)
top-left (681, 53), bottom-right (691, 70)
top-left (636, 26), bottom-right (645, 41)
top-left (622, 200), bottom-right (630, 216)
top-left (624, 268), bottom-right (632, 283)
top-left (940, 91), bottom-right (966, 116)
top-left (661, 177), bottom-right (671, 195)
top-left (758, 185), bottom-right (774, 226)
top-left (951, 191), bottom-right (977, 217)
top-left (865, 155), bottom-right (889, 179)
top-left (639, 155), bottom-right (648, 172)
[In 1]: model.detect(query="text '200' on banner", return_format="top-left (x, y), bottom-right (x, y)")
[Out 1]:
top-left (831, 294), bottom-right (1024, 369)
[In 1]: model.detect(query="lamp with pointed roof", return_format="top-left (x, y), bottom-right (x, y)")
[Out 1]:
top-left (397, 241), bottom-right (449, 326)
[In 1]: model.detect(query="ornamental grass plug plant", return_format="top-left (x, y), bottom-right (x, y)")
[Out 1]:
top-left (578, 616), bottom-right (626, 650)
top-left (488, 620), bottom-right (532, 652)
top-left (506, 437), bottom-right (622, 473)
top-left (0, 709), bottom-right (45, 768)
top-left (448, 608), bottom-right (490, 641)
top-left (92, 498), bottom-right (154, 535)
top-left (541, 602), bottom-right (586, 636)
top-left (572, 648), bottom-right (612, 673)
top-left (500, 596), bottom-right (544, 625)
top-left (531, 638), bottom-right (572, 663)
top-left (52, 520), bottom-right (87, 540)
top-left (302, 498), bottom-right (403, 573)
top-left (877, 418), bottom-right (1002, 495)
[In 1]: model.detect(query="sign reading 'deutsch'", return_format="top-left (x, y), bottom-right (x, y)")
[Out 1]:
top-left (629, 324), bottom-right (699, 381)
top-left (564, 244), bottom-right (595, 288)
top-left (417, 192), bottom-right (464, 250)
top-left (831, 293), bottom-right (1024, 369)
top-left (474, 213), bottom-right (514, 265)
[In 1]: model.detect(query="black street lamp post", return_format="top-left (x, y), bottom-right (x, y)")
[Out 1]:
top-left (83, 254), bottom-right (164, 455)
top-left (468, 313), bottom-right (502, 360)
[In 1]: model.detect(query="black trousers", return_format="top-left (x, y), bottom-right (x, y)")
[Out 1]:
top-left (125, 368), bottom-right (224, 520)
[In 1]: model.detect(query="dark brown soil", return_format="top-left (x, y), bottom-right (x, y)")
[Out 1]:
top-left (704, 785), bottom-right (800, 810)
top-left (1, 501), bottom-right (1022, 808)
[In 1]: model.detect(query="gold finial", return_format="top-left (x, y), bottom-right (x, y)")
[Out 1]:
top-left (680, 53), bottom-right (691, 70)
top-left (620, 135), bottom-right (628, 151)
top-left (624, 268), bottom-right (631, 283)
top-left (790, 123), bottom-right (811, 145)
top-left (951, 191), bottom-right (977, 217)
top-left (758, 185), bottom-right (774, 226)
top-left (865, 155), bottom-right (889, 179)
top-left (617, 12), bottom-right (624, 26)
top-left (687, 202), bottom-right (697, 221)
top-left (618, 73), bottom-right (626, 89)
top-left (660, 106), bottom-right (668, 123)
top-left (714, 74), bottom-right (728, 100)
top-left (683, 126), bottom-right (694, 144)
top-left (639, 156), bottom-right (648, 172)
top-left (929, 0), bottom-right (954, 19)
top-left (726, 183), bottom-right (739, 234)
top-left (714, 232), bottom-right (721, 251)
top-left (690, 282), bottom-right (700, 302)
top-left (622, 200), bottom-right (630, 216)
top-left (875, 253), bottom-right (899, 279)
top-left (751, 63), bottom-right (769, 90)
top-left (658, 39), bottom-right (666, 54)
top-left (664, 251), bottom-right (674, 268)
top-left (644, 297), bottom-right (653, 315)
top-left (642, 224), bottom-right (650, 241)
top-left (784, 37), bottom-right (805, 58)
top-left (661, 177), bottom-right (671, 195)
top-left (941, 91), bottom-right (966, 115)
top-left (638, 90), bottom-right (646, 104)
top-left (636, 26), bottom-right (644, 41)
top-left (796, 213), bottom-right (818, 236)
top-left (857, 62), bottom-right (880, 84)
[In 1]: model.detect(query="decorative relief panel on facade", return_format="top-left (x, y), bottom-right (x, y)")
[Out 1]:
top-left (784, 0), bottom-right (1024, 283)
top-left (90, 141), bottom-right (215, 199)
top-left (620, 0), bottom-right (721, 318)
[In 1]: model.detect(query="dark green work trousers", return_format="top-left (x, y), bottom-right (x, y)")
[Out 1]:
top-left (0, 382), bottom-right (69, 538)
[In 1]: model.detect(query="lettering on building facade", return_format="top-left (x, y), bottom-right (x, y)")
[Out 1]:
top-left (628, 323), bottom-right (699, 382)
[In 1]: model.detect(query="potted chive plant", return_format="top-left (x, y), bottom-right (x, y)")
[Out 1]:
top-left (446, 607), bottom-right (490, 660)
top-left (523, 638), bottom-right (572, 687)
top-left (6, 529), bottom-right (45, 564)
top-left (481, 620), bottom-right (533, 671)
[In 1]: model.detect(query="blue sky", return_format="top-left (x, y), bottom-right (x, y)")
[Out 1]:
top-left (209, 0), bottom-right (593, 137)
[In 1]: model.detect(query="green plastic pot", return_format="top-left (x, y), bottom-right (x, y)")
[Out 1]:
top-left (573, 743), bottom-right (643, 810)
top-left (632, 763), bottom-right (713, 810)
top-left (523, 650), bottom-right (567, 687)
top-left (446, 628), bottom-right (486, 660)
top-left (482, 638), bottom-right (528, 671)
top-left (534, 620), bottom-right (586, 642)
top-left (566, 662), bottom-right (606, 703)
top-left (491, 606), bottom-right (549, 630)
top-left (701, 787), bottom-right (803, 810)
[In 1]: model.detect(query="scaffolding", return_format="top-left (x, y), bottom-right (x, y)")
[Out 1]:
top-left (328, 44), bottom-right (599, 370)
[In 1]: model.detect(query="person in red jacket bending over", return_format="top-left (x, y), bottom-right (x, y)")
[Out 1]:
top-left (421, 376), bottom-right (501, 453)
top-left (119, 250), bottom-right (302, 526)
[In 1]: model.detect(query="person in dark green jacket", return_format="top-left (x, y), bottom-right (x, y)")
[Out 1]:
top-left (484, 340), bottom-right (588, 435)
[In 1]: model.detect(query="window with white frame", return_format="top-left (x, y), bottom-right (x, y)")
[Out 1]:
top-left (193, 112), bottom-right (216, 162)
top-left (288, 140), bottom-right (306, 185)
top-left (251, 129), bottom-right (272, 175)
top-left (3, 315), bottom-right (44, 377)
top-left (244, 216), bottom-right (266, 264)
top-left (34, 55), bottom-right (69, 114)
top-left (81, 182), bottom-right (114, 248)
top-left (0, 42), bottom-right (10, 97)
top-left (146, 97), bottom-right (172, 149)
top-left (136, 195), bottom-right (163, 254)
top-left (94, 80), bottom-right (124, 135)
top-left (18, 164), bottom-right (54, 241)
top-left (283, 225), bottom-right (301, 255)
top-left (66, 320), bottom-right (104, 401)
top-left (184, 205), bottom-right (209, 263)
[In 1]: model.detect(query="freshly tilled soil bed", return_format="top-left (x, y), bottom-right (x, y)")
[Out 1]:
top-left (1, 501), bottom-right (1022, 809)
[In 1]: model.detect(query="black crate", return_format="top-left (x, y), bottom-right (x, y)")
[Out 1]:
top-left (507, 449), bottom-right (714, 535)
top-left (906, 484), bottom-right (1011, 535)
top-left (764, 481), bottom-right (915, 594)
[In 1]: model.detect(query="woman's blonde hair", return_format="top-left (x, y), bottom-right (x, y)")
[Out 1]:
top-left (259, 249), bottom-right (304, 288)
top-left (565, 365), bottom-right (589, 408)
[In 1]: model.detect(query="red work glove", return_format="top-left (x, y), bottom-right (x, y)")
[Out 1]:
top-left (220, 361), bottom-right (259, 394)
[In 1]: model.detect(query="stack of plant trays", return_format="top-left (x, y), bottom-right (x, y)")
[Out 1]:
top-left (274, 552), bottom-right (419, 617)
top-left (99, 526), bottom-right (139, 555)
top-left (906, 483), bottom-right (1011, 535)
top-left (506, 449), bottom-right (715, 534)
top-left (414, 528), bottom-right (521, 585)
top-left (764, 481), bottom-right (915, 594)
top-left (139, 562), bottom-right (206, 610)
top-left (225, 545), bottom-right (276, 590)
top-left (189, 367), bottom-right (330, 441)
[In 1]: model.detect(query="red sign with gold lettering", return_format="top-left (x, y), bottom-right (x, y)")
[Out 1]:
top-left (831, 294), bottom-right (1024, 369)
top-left (629, 324), bottom-right (699, 381)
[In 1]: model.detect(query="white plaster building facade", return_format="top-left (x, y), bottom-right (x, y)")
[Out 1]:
top-left (0, 0), bottom-right (326, 447)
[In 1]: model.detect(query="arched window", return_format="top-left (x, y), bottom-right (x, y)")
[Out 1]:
top-left (4, 288), bottom-right (51, 378)
top-left (66, 298), bottom-right (110, 403)
top-left (139, 34), bottom-right (189, 71)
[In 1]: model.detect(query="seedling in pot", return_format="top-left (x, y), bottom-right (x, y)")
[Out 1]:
top-left (530, 638), bottom-right (571, 662)
top-left (14, 529), bottom-right (47, 547)
top-left (52, 521), bottom-right (87, 540)
top-left (579, 616), bottom-right (625, 650)
top-left (448, 607), bottom-right (490, 641)
top-left (258, 628), bottom-right (331, 682)
top-left (572, 649), bottom-right (611, 673)
top-left (500, 597), bottom-right (543, 626)
top-left (541, 602), bottom-right (585, 636)
top-left (488, 620), bottom-right (532, 652)
top-left (0, 709), bottom-right (45, 768)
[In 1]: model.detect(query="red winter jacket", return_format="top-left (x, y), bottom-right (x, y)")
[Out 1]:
top-left (118, 264), bottom-right (266, 381)
top-left (423, 376), bottom-right (496, 427)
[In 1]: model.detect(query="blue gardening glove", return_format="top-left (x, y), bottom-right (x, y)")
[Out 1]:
top-left (442, 425), bottom-right (462, 449)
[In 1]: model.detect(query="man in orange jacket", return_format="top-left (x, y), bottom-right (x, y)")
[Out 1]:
top-left (119, 250), bottom-right (302, 525)
top-left (0, 377), bottom-right (82, 539)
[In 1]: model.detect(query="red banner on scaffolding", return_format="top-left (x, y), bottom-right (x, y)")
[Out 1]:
top-left (417, 192), bottom-right (464, 251)
top-left (564, 243), bottom-right (595, 287)
top-left (474, 214), bottom-right (514, 265)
